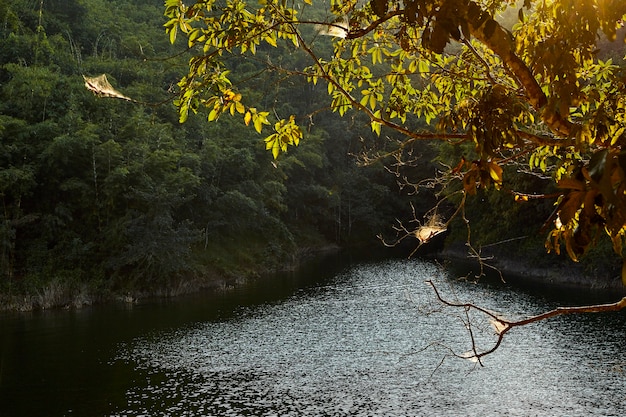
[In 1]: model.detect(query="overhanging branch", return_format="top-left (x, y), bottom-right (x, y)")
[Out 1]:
top-left (426, 279), bottom-right (626, 365)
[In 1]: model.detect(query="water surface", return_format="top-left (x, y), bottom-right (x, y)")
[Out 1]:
top-left (1, 257), bottom-right (625, 416)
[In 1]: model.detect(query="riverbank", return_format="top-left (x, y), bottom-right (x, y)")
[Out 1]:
top-left (439, 242), bottom-right (626, 294)
top-left (0, 245), bottom-right (343, 312)
top-left (3, 240), bottom-right (625, 312)
top-left (0, 271), bottom-right (225, 312)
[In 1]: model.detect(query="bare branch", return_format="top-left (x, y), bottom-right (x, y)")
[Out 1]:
top-left (425, 279), bottom-right (626, 364)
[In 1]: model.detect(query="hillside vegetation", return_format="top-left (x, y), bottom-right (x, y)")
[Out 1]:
top-left (0, 0), bottom-right (432, 308)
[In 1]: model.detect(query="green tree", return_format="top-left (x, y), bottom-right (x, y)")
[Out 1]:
top-left (165, 0), bottom-right (626, 273)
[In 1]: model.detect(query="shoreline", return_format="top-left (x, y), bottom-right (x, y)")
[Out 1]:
top-left (0, 245), bottom-right (343, 312)
top-left (439, 243), bottom-right (626, 294)
top-left (3, 243), bottom-right (625, 312)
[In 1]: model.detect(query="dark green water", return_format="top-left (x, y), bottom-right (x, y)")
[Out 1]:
top-left (1, 257), bottom-right (625, 416)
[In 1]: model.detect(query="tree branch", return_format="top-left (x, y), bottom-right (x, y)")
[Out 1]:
top-left (346, 10), bottom-right (404, 39)
top-left (426, 279), bottom-right (626, 365)
top-left (276, 11), bottom-right (468, 144)
top-left (463, 1), bottom-right (576, 138)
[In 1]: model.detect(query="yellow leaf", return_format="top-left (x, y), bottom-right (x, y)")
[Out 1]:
top-left (418, 59), bottom-right (429, 73)
top-left (188, 28), bottom-right (202, 47)
top-left (265, 35), bottom-right (277, 47)
top-left (488, 162), bottom-right (503, 184)
top-left (208, 107), bottom-right (219, 122)
top-left (264, 135), bottom-right (280, 159)
top-left (169, 26), bottom-right (177, 44)
top-left (369, 94), bottom-right (377, 110)
top-left (371, 121), bottom-right (381, 136)
top-left (254, 116), bottom-right (263, 133)
top-left (244, 111), bottom-right (252, 126)
top-left (612, 127), bottom-right (625, 145)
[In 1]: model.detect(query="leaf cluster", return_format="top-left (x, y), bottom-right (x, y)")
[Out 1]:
top-left (167, 0), bottom-right (626, 276)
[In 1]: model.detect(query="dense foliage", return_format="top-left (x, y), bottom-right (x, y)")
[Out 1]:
top-left (166, 0), bottom-right (626, 282)
top-left (2, 0), bottom-right (624, 309)
top-left (0, 0), bottom-right (421, 307)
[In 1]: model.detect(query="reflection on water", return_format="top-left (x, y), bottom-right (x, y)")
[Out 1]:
top-left (111, 260), bottom-right (626, 417)
top-left (0, 257), bottom-right (624, 416)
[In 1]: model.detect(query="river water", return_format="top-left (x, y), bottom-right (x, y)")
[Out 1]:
top-left (1, 257), bottom-right (625, 416)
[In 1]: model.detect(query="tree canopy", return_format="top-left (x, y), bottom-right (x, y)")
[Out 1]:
top-left (166, 0), bottom-right (626, 278)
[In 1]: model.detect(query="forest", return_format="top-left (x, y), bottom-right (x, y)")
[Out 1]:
top-left (0, 0), bottom-right (419, 308)
top-left (0, 0), bottom-right (623, 310)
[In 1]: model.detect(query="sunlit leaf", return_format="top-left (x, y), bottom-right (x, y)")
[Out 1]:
top-left (168, 24), bottom-right (177, 44)
top-left (208, 107), bottom-right (219, 122)
top-left (371, 120), bottom-right (381, 136)
top-left (487, 161), bottom-right (503, 187)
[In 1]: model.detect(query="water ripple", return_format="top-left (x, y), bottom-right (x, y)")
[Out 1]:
top-left (113, 259), bottom-right (626, 416)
